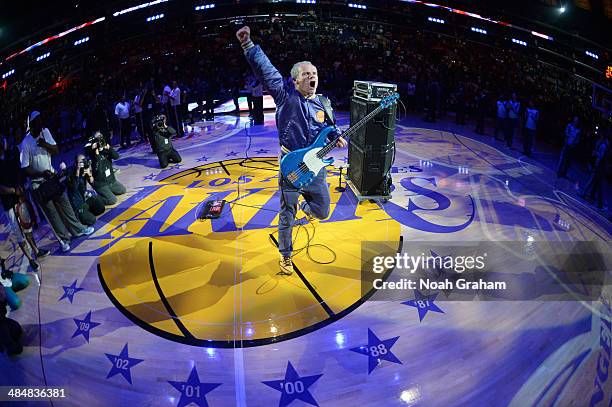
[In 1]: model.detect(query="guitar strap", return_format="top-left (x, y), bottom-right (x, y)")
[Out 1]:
top-left (317, 95), bottom-right (336, 126)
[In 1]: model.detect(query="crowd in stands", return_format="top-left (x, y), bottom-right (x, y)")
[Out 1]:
top-left (0, 12), bottom-right (610, 355)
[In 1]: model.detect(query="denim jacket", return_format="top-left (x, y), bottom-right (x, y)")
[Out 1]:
top-left (244, 45), bottom-right (333, 153)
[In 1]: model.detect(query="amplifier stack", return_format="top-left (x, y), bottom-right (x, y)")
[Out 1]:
top-left (347, 81), bottom-right (397, 201)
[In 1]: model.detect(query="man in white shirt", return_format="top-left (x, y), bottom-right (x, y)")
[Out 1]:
top-left (495, 94), bottom-right (508, 141)
top-left (114, 95), bottom-right (131, 149)
top-left (20, 111), bottom-right (93, 252)
top-left (133, 89), bottom-right (145, 143)
top-left (169, 80), bottom-right (184, 137)
top-left (505, 93), bottom-right (520, 148)
top-left (557, 116), bottom-right (581, 178)
top-left (162, 84), bottom-right (172, 121)
top-left (523, 100), bottom-right (539, 156)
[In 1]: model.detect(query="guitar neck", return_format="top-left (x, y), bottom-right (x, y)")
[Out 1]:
top-left (317, 103), bottom-right (387, 158)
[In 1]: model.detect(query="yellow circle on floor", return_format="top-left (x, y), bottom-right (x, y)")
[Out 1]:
top-left (98, 158), bottom-right (401, 347)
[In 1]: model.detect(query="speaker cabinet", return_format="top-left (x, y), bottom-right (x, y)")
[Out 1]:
top-left (347, 96), bottom-right (396, 197)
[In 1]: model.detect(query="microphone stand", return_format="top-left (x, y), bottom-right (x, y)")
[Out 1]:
top-left (335, 166), bottom-right (346, 192)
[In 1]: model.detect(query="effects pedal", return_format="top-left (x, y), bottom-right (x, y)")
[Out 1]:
top-left (199, 200), bottom-right (226, 220)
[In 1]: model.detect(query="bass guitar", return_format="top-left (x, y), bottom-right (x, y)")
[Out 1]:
top-left (280, 92), bottom-right (399, 188)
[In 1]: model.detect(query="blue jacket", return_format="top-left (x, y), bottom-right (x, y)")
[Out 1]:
top-left (244, 45), bottom-right (332, 152)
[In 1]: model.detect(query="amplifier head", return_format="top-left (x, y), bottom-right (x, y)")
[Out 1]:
top-left (353, 81), bottom-right (397, 101)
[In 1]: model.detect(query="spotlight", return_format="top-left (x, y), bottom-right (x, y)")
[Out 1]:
top-left (427, 17), bottom-right (445, 24)
top-left (36, 52), bottom-right (50, 62)
top-left (585, 51), bottom-right (599, 60)
top-left (74, 36), bottom-right (90, 46)
top-left (195, 4), bottom-right (216, 10)
top-left (146, 13), bottom-right (164, 22)
top-left (559, 7), bottom-right (566, 13)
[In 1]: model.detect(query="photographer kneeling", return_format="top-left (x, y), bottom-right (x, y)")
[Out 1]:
top-left (62, 155), bottom-right (105, 226)
top-left (152, 114), bottom-right (182, 169)
top-left (87, 132), bottom-right (126, 205)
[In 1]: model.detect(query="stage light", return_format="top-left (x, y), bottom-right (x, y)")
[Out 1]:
top-left (511, 38), bottom-right (527, 46)
top-left (113, 0), bottom-right (168, 17)
top-left (559, 6), bottom-right (566, 13)
top-left (73, 36), bottom-right (89, 46)
top-left (146, 13), bottom-right (165, 22)
top-left (36, 52), bottom-right (50, 62)
top-left (2, 69), bottom-right (14, 79)
top-left (195, 3), bottom-right (216, 10)
top-left (296, 0), bottom-right (316, 3)
top-left (471, 27), bottom-right (487, 34)
top-left (400, 388), bottom-right (422, 404)
top-left (335, 331), bottom-right (346, 347)
top-left (427, 17), bottom-right (445, 24)
top-left (585, 51), bottom-right (599, 60)
top-left (348, 3), bottom-right (367, 9)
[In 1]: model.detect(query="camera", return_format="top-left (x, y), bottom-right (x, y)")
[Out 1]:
top-left (81, 158), bottom-right (92, 171)
top-left (152, 114), bottom-right (166, 129)
top-left (87, 132), bottom-right (107, 151)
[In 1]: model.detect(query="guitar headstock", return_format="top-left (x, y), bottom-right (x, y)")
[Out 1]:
top-left (380, 92), bottom-right (400, 109)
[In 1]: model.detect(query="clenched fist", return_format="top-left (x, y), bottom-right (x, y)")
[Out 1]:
top-left (236, 26), bottom-right (251, 44)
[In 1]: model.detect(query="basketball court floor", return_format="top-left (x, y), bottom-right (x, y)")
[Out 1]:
top-left (1, 112), bottom-right (611, 406)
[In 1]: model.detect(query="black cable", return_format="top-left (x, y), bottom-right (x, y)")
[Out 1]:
top-left (233, 113), bottom-right (337, 265)
top-left (36, 264), bottom-right (55, 407)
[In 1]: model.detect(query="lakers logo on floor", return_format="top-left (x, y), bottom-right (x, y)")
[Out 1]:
top-left (97, 158), bottom-right (401, 347)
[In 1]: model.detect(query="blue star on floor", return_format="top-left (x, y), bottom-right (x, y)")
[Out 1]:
top-left (171, 163), bottom-right (183, 170)
top-left (58, 279), bottom-right (84, 303)
top-left (254, 148), bottom-right (270, 154)
top-left (341, 156), bottom-right (349, 164)
top-left (402, 290), bottom-right (445, 321)
top-left (71, 311), bottom-right (101, 342)
top-left (196, 156), bottom-right (210, 162)
top-left (350, 329), bottom-right (402, 374)
top-left (225, 151), bottom-right (238, 157)
top-left (262, 361), bottom-right (323, 407)
top-left (168, 366), bottom-right (221, 407)
top-left (105, 343), bottom-right (144, 384)
top-left (142, 173), bottom-right (157, 181)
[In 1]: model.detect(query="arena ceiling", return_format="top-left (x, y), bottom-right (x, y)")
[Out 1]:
top-left (0, 0), bottom-right (610, 54)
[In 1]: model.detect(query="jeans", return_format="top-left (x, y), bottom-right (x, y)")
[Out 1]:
top-left (583, 164), bottom-right (605, 208)
top-left (120, 118), bottom-right (131, 148)
top-left (35, 189), bottom-right (87, 241)
top-left (158, 148), bottom-right (182, 169)
top-left (557, 145), bottom-right (575, 178)
top-left (95, 180), bottom-right (126, 205)
top-left (523, 128), bottom-right (535, 156)
top-left (506, 118), bottom-right (518, 147)
top-left (278, 169), bottom-right (330, 257)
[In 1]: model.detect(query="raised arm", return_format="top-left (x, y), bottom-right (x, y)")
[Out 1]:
top-left (236, 26), bottom-right (288, 104)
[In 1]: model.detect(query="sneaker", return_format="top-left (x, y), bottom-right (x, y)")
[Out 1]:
top-left (36, 249), bottom-right (50, 258)
top-left (61, 241), bottom-right (70, 252)
top-left (29, 259), bottom-right (39, 271)
top-left (78, 226), bottom-right (95, 237)
top-left (279, 255), bottom-right (294, 276)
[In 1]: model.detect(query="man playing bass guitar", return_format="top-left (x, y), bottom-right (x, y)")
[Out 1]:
top-left (236, 26), bottom-right (347, 275)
